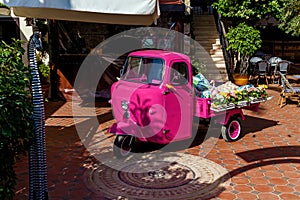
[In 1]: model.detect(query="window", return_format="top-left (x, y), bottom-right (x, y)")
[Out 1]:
top-left (122, 56), bottom-right (164, 85)
top-left (170, 62), bottom-right (188, 85)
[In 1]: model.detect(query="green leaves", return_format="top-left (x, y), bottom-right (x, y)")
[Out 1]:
top-left (226, 23), bottom-right (262, 56)
top-left (213, 0), bottom-right (281, 21)
top-left (225, 23), bottom-right (262, 75)
top-left (0, 39), bottom-right (34, 199)
top-left (278, 0), bottom-right (300, 36)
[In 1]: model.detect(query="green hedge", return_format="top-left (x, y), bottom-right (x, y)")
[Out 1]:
top-left (0, 39), bottom-right (34, 199)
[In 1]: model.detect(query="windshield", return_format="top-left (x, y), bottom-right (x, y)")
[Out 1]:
top-left (122, 56), bottom-right (164, 85)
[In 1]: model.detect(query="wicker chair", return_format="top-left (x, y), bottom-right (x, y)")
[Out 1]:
top-left (278, 72), bottom-right (300, 108)
top-left (268, 57), bottom-right (282, 82)
top-left (273, 60), bottom-right (290, 84)
top-left (249, 56), bottom-right (263, 79)
top-left (255, 60), bottom-right (270, 86)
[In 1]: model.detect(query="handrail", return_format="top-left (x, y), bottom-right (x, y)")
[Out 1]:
top-left (212, 9), bottom-right (234, 82)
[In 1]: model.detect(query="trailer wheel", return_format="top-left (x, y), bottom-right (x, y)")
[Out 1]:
top-left (113, 135), bottom-right (135, 158)
top-left (221, 117), bottom-right (241, 142)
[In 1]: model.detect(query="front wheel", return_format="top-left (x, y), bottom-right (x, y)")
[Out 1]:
top-left (113, 135), bottom-right (135, 158)
top-left (221, 118), bottom-right (242, 142)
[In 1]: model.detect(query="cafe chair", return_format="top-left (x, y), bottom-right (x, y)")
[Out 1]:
top-left (268, 56), bottom-right (282, 66)
top-left (249, 56), bottom-right (263, 79)
top-left (273, 60), bottom-right (290, 85)
top-left (268, 57), bottom-right (282, 82)
top-left (255, 60), bottom-right (270, 86)
top-left (277, 72), bottom-right (300, 108)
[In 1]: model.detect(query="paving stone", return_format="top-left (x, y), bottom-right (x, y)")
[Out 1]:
top-left (13, 88), bottom-right (300, 199)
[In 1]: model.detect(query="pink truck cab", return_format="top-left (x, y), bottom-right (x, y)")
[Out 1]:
top-left (109, 49), bottom-right (259, 158)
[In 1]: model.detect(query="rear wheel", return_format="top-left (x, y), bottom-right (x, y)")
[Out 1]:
top-left (221, 117), bottom-right (241, 142)
top-left (113, 135), bottom-right (135, 158)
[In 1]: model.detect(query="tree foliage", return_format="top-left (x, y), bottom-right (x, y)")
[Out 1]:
top-left (226, 23), bottom-right (262, 57)
top-left (0, 39), bottom-right (34, 199)
top-left (278, 0), bottom-right (300, 36)
top-left (226, 23), bottom-right (262, 75)
top-left (212, 0), bottom-right (281, 75)
top-left (213, 0), bottom-right (282, 22)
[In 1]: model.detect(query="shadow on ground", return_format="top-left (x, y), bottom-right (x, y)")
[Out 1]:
top-left (241, 115), bottom-right (279, 135)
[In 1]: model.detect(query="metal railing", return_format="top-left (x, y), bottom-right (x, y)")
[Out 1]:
top-left (212, 9), bottom-right (234, 82)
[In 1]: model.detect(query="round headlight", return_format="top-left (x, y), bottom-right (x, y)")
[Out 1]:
top-left (121, 100), bottom-right (129, 111)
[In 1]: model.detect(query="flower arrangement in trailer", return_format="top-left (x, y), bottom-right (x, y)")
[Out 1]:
top-left (192, 73), bottom-right (269, 110)
top-left (247, 86), bottom-right (268, 103)
top-left (210, 82), bottom-right (268, 109)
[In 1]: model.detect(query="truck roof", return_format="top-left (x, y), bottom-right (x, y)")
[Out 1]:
top-left (128, 49), bottom-right (190, 61)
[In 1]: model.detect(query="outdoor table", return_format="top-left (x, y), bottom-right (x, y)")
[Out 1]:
top-left (287, 75), bottom-right (300, 85)
top-left (292, 75), bottom-right (300, 83)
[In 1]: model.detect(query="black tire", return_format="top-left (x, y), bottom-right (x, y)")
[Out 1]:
top-left (221, 117), bottom-right (242, 142)
top-left (113, 135), bottom-right (135, 158)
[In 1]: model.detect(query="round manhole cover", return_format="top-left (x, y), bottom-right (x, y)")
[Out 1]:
top-left (85, 152), bottom-right (230, 200)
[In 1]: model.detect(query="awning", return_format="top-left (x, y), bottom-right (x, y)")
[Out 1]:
top-left (0, 0), bottom-right (160, 25)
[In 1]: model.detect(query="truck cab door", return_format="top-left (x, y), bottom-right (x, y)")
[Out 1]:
top-left (163, 60), bottom-right (194, 142)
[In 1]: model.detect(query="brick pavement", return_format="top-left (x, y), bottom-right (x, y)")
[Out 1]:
top-left (13, 85), bottom-right (300, 200)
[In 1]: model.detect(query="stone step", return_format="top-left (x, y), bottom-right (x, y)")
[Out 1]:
top-left (195, 61), bottom-right (225, 72)
top-left (198, 61), bottom-right (226, 70)
top-left (211, 58), bottom-right (225, 64)
top-left (194, 49), bottom-right (223, 56)
top-left (195, 56), bottom-right (225, 62)
top-left (194, 50), bottom-right (223, 57)
top-left (205, 72), bottom-right (228, 82)
top-left (203, 73), bottom-right (228, 82)
top-left (209, 49), bottom-right (223, 55)
top-left (192, 14), bottom-right (227, 81)
top-left (195, 39), bottom-right (220, 45)
top-left (194, 30), bottom-right (218, 34)
top-left (193, 42), bottom-right (222, 50)
top-left (208, 64), bottom-right (226, 69)
top-left (193, 23), bottom-right (217, 27)
top-left (195, 35), bottom-right (219, 40)
top-left (199, 48), bottom-right (222, 55)
top-left (212, 43), bottom-right (222, 50)
top-left (193, 16), bottom-right (215, 22)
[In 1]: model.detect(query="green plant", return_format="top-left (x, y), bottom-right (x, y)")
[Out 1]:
top-left (0, 39), bottom-right (34, 199)
top-left (278, 0), bottom-right (300, 36)
top-left (226, 22), bottom-right (262, 75)
top-left (0, 3), bottom-right (9, 8)
top-left (212, 0), bottom-right (282, 78)
top-left (36, 52), bottom-right (50, 84)
top-left (191, 57), bottom-right (207, 75)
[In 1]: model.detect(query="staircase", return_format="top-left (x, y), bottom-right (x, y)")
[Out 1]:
top-left (192, 14), bottom-right (228, 81)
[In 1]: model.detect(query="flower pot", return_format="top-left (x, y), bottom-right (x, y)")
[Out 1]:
top-left (42, 83), bottom-right (50, 99)
top-left (233, 74), bottom-right (249, 86)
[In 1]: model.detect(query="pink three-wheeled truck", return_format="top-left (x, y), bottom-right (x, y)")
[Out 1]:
top-left (108, 49), bottom-right (261, 158)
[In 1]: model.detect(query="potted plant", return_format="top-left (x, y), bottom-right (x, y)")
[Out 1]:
top-left (226, 22), bottom-right (262, 85)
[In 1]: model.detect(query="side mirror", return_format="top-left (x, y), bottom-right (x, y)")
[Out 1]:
top-left (120, 68), bottom-right (124, 77)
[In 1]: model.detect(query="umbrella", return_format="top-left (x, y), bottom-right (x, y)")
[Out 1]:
top-left (0, 0), bottom-right (160, 25)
